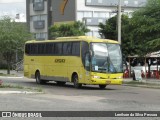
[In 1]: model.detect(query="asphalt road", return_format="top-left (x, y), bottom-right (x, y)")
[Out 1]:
top-left (0, 77), bottom-right (160, 120)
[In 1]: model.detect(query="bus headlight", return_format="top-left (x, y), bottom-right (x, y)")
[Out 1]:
top-left (117, 76), bottom-right (123, 79)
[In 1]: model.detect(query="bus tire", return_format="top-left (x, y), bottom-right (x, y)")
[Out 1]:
top-left (35, 71), bottom-right (45, 84)
top-left (73, 74), bottom-right (82, 88)
top-left (99, 85), bottom-right (107, 89)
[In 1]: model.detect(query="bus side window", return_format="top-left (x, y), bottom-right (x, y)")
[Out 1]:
top-left (63, 42), bottom-right (71, 55)
top-left (72, 42), bottom-right (80, 56)
top-left (46, 43), bottom-right (54, 54)
top-left (25, 44), bottom-right (30, 55)
top-left (38, 44), bottom-right (45, 55)
top-left (54, 43), bottom-right (62, 55)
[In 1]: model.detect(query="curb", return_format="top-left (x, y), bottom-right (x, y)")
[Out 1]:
top-left (123, 83), bottom-right (160, 89)
top-left (0, 91), bottom-right (43, 94)
top-left (0, 76), bottom-right (24, 79)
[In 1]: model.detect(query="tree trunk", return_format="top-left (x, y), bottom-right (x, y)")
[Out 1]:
top-left (7, 62), bottom-right (10, 74)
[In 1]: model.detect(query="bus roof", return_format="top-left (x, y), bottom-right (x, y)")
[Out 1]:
top-left (25, 36), bottom-right (119, 44)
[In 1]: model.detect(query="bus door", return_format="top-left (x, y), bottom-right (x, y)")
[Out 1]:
top-left (84, 53), bottom-right (91, 82)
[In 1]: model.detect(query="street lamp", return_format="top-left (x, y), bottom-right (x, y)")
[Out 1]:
top-left (118, 0), bottom-right (121, 44)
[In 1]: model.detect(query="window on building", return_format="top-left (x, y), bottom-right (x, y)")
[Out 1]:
top-left (77, 12), bottom-right (84, 21)
top-left (33, 0), bottom-right (43, 3)
top-left (93, 11), bottom-right (106, 18)
top-left (98, 0), bottom-right (103, 4)
top-left (93, 31), bottom-right (101, 38)
top-left (124, 0), bottom-right (129, 5)
top-left (134, 0), bottom-right (138, 5)
top-left (86, 0), bottom-right (91, 3)
top-left (84, 11), bottom-right (92, 17)
top-left (35, 33), bottom-right (47, 40)
top-left (32, 15), bottom-right (47, 21)
top-left (87, 19), bottom-right (92, 23)
top-left (86, 31), bottom-right (93, 37)
top-left (98, 19), bottom-right (103, 23)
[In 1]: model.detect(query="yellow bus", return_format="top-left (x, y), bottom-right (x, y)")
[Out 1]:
top-left (24, 36), bottom-right (123, 89)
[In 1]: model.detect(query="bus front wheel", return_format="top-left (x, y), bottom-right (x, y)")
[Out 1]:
top-left (35, 72), bottom-right (45, 84)
top-left (99, 85), bottom-right (107, 89)
top-left (73, 75), bottom-right (82, 88)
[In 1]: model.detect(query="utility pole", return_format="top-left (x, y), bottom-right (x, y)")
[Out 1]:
top-left (118, 0), bottom-right (121, 44)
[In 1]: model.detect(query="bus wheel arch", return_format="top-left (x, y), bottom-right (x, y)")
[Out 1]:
top-left (72, 72), bottom-right (82, 88)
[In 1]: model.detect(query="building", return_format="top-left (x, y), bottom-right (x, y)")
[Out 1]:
top-left (26, 0), bottom-right (147, 40)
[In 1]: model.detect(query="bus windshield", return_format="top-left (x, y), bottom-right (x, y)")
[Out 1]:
top-left (91, 43), bottom-right (122, 73)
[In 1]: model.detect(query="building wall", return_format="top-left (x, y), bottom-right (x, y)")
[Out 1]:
top-left (27, 0), bottom-right (49, 40)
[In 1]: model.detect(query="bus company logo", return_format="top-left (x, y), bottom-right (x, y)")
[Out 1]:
top-left (2, 112), bottom-right (11, 117)
top-left (55, 59), bottom-right (65, 63)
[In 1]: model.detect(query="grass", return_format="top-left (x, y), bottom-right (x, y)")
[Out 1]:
top-left (123, 81), bottom-right (147, 85)
top-left (123, 81), bottom-right (160, 89)
top-left (0, 73), bottom-right (16, 76)
top-left (0, 84), bottom-right (44, 93)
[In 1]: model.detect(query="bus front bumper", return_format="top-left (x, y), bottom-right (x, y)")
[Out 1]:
top-left (90, 79), bottom-right (123, 85)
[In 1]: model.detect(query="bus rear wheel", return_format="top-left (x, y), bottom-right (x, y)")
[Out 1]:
top-left (35, 72), bottom-right (46, 84)
top-left (73, 74), bottom-right (82, 88)
top-left (99, 85), bottom-right (107, 89)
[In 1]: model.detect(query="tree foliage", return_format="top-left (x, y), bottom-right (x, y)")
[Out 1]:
top-left (50, 21), bottom-right (90, 38)
top-left (0, 16), bottom-right (31, 74)
top-left (126, 0), bottom-right (160, 55)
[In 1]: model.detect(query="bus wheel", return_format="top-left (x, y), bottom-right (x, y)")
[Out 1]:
top-left (56, 81), bottom-right (66, 86)
top-left (73, 75), bottom-right (82, 88)
top-left (99, 85), bottom-right (107, 89)
top-left (35, 72), bottom-right (44, 84)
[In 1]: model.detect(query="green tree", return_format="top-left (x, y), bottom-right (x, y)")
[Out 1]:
top-left (50, 21), bottom-right (90, 38)
top-left (98, 16), bottom-right (117, 40)
top-left (0, 16), bottom-right (31, 74)
top-left (128, 0), bottom-right (160, 54)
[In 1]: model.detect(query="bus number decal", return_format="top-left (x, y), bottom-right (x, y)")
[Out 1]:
top-left (55, 59), bottom-right (65, 63)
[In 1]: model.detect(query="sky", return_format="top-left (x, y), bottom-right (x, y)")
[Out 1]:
top-left (0, 0), bottom-right (26, 22)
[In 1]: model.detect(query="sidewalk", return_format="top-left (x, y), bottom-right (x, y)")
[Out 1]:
top-left (123, 77), bottom-right (160, 88)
